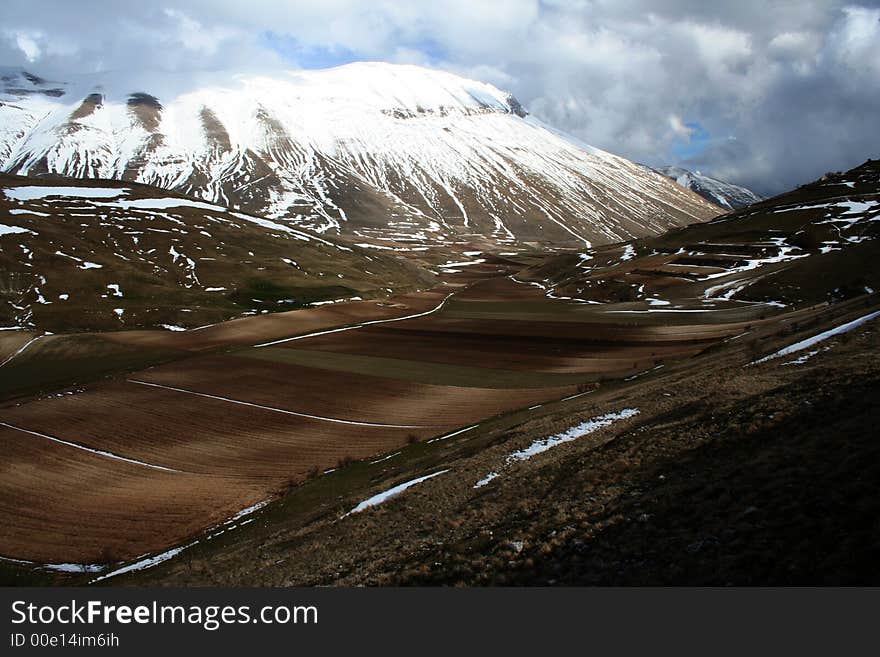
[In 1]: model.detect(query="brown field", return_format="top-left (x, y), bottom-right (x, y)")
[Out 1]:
top-left (0, 383), bottom-right (434, 478)
top-left (1, 261), bottom-right (820, 569)
top-left (100, 286), bottom-right (454, 353)
top-left (450, 275), bottom-right (550, 302)
top-left (135, 355), bottom-right (575, 425)
top-left (0, 332), bottom-right (36, 363)
top-left (390, 314), bottom-right (744, 341)
top-left (0, 425), bottom-right (266, 564)
top-left (286, 323), bottom-right (709, 373)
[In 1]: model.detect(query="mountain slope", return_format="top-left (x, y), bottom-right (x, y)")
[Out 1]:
top-left (0, 174), bottom-right (434, 332)
top-left (651, 165), bottom-right (763, 211)
top-left (0, 64), bottom-right (719, 247)
top-left (524, 159), bottom-right (879, 308)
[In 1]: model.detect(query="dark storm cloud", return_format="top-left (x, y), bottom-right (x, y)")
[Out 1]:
top-left (1, 1), bottom-right (878, 195)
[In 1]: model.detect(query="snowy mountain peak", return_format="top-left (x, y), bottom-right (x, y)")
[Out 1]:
top-left (4, 62), bottom-right (524, 118)
top-left (275, 62), bottom-right (526, 117)
top-left (1, 62), bottom-right (719, 246)
top-left (652, 165), bottom-right (763, 211)
top-left (0, 68), bottom-right (67, 98)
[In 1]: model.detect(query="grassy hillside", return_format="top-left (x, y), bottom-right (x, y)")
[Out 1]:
top-left (0, 174), bottom-right (435, 333)
top-left (520, 159), bottom-right (879, 310)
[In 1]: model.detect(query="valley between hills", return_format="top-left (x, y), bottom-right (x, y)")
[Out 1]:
top-left (1, 158), bottom-right (877, 586)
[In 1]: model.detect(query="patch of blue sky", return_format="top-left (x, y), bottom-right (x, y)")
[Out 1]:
top-left (260, 32), bottom-right (449, 70)
top-left (261, 32), bottom-right (360, 69)
top-left (672, 120), bottom-right (711, 159)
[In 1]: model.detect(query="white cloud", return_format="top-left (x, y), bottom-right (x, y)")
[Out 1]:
top-left (0, 1), bottom-right (877, 194)
top-left (15, 32), bottom-right (41, 62)
top-left (685, 22), bottom-right (753, 70)
top-left (669, 115), bottom-right (694, 139)
top-left (824, 6), bottom-right (880, 75)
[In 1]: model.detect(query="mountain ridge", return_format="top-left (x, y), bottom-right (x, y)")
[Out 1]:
top-left (651, 165), bottom-right (763, 210)
top-left (1, 63), bottom-right (720, 247)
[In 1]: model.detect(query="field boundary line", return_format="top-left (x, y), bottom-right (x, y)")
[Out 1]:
top-left (0, 335), bottom-right (43, 368)
top-left (127, 379), bottom-right (434, 428)
top-left (253, 291), bottom-right (455, 348)
top-left (0, 421), bottom-right (180, 472)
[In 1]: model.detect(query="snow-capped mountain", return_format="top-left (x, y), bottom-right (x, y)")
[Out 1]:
top-left (651, 166), bottom-right (762, 211)
top-left (0, 64), bottom-right (719, 246)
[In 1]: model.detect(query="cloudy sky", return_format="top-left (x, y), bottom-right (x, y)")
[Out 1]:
top-left (2, 0), bottom-right (878, 195)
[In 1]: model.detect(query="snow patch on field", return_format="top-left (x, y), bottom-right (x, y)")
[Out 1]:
top-left (605, 308), bottom-right (715, 314)
top-left (311, 296), bottom-right (363, 307)
top-left (0, 223), bottom-right (36, 237)
top-left (342, 470), bottom-right (449, 518)
top-left (438, 258), bottom-right (486, 268)
top-left (8, 208), bottom-right (49, 217)
top-left (783, 349), bottom-right (823, 365)
top-left (624, 364), bottom-right (665, 381)
top-left (228, 500), bottom-right (271, 523)
top-left (704, 277), bottom-right (751, 300)
top-left (91, 543), bottom-right (196, 582)
top-left (473, 408), bottom-right (640, 489)
top-left (427, 424), bottom-right (478, 443)
top-left (97, 197), bottom-right (219, 212)
top-left (3, 186), bottom-right (129, 201)
top-left (42, 562), bottom-right (106, 573)
top-left (92, 498), bottom-right (272, 582)
top-left (701, 238), bottom-right (809, 281)
top-left (508, 409), bottom-right (640, 461)
top-left (169, 245), bottom-right (199, 286)
top-left (474, 471), bottom-right (500, 488)
top-left (750, 310), bottom-right (880, 365)
top-left (0, 555), bottom-right (105, 574)
top-left (560, 390), bottom-right (594, 402)
top-left (370, 451), bottom-right (401, 464)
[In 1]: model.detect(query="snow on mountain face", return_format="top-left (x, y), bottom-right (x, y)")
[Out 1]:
top-left (0, 63), bottom-right (719, 246)
top-left (652, 166), bottom-right (763, 211)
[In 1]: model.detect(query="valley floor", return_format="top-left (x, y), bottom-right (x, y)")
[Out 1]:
top-left (2, 257), bottom-right (877, 586)
top-left (112, 294), bottom-right (878, 586)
